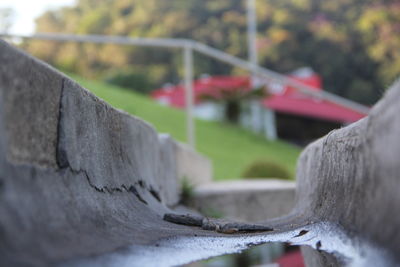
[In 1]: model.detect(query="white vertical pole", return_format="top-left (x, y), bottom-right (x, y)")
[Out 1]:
top-left (247, 0), bottom-right (261, 133)
top-left (247, 0), bottom-right (257, 67)
top-left (247, 0), bottom-right (277, 138)
top-left (264, 109), bottom-right (277, 140)
top-left (184, 44), bottom-right (195, 148)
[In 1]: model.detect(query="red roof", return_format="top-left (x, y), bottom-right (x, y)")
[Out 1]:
top-left (151, 74), bottom-right (368, 123)
top-left (151, 76), bottom-right (250, 108)
top-left (263, 94), bottom-right (365, 123)
top-left (263, 75), bottom-right (366, 123)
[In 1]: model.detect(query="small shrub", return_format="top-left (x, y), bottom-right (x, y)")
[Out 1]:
top-left (241, 160), bottom-right (291, 180)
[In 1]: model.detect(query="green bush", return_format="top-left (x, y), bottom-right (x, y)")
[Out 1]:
top-left (105, 69), bottom-right (153, 94)
top-left (241, 160), bottom-right (291, 180)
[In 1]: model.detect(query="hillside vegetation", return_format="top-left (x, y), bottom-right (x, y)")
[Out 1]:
top-left (70, 74), bottom-right (301, 180)
top-left (27, 0), bottom-right (400, 106)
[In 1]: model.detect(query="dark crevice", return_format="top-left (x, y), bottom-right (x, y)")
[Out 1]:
top-left (294, 230), bottom-right (309, 237)
top-left (56, 79), bottom-right (69, 169)
top-left (150, 187), bottom-right (161, 202)
top-left (59, 162), bottom-right (150, 200)
top-left (138, 180), bottom-right (145, 188)
top-left (316, 241), bottom-right (322, 251)
top-left (129, 186), bottom-right (148, 205)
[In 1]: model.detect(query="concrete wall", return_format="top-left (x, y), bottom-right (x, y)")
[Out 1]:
top-left (0, 39), bottom-right (212, 266)
top-left (174, 141), bottom-right (212, 186)
top-left (191, 179), bottom-right (295, 222)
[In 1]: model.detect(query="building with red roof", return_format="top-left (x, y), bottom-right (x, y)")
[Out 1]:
top-left (152, 67), bottom-right (368, 144)
top-left (263, 68), bottom-right (365, 123)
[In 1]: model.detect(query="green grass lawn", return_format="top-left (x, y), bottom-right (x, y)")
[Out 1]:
top-left (69, 74), bottom-right (301, 180)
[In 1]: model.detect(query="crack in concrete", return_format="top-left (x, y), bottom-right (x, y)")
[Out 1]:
top-left (54, 78), bottom-right (157, 204)
top-left (56, 78), bottom-right (68, 169)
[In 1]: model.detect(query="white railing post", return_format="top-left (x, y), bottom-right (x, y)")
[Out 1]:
top-left (247, 0), bottom-right (277, 138)
top-left (264, 109), bottom-right (277, 140)
top-left (183, 43), bottom-right (195, 148)
top-left (247, 0), bottom-right (260, 133)
top-left (247, 0), bottom-right (257, 66)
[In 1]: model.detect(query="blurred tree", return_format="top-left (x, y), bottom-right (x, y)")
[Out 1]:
top-left (200, 85), bottom-right (267, 124)
top-left (356, 3), bottom-right (400, 88)
top-left (25, 0), bottom-right (399, 104)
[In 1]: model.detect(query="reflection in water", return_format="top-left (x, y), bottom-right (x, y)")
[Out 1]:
top-left (63, 221), bottom-right (396, 267)
top-left (186, 242), bottom-right (293, 267)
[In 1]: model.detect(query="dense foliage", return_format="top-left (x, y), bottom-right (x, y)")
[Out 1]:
top-left (241, 159), bottom-right (291, 179)
top-left (104, 67), bottom-right (154, 94)
top-left (25, 0), bottom-right (400, 104)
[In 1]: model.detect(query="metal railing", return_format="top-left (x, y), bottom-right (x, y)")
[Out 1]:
top-left (1, 33), bottom-right (370, 147)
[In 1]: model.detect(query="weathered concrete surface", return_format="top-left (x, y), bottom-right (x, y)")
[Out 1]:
top-left (1, 39), bottom-right (302, 267)
top-left (294, 79), bottom-right (400, 266)
top-left (2, 40), bottom-right (315, 267)
top-left (190, 179), bottom-right (295, 222)
top-left (0, 40), bottom-right (220, 266)
top-left (1, 41), bottom-right (62, 168)
top-left (2, 38), bottom-right (400, 267)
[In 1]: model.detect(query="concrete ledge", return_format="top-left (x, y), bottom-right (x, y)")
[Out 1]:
top-left (191, 179), bottom-right (295, 222)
